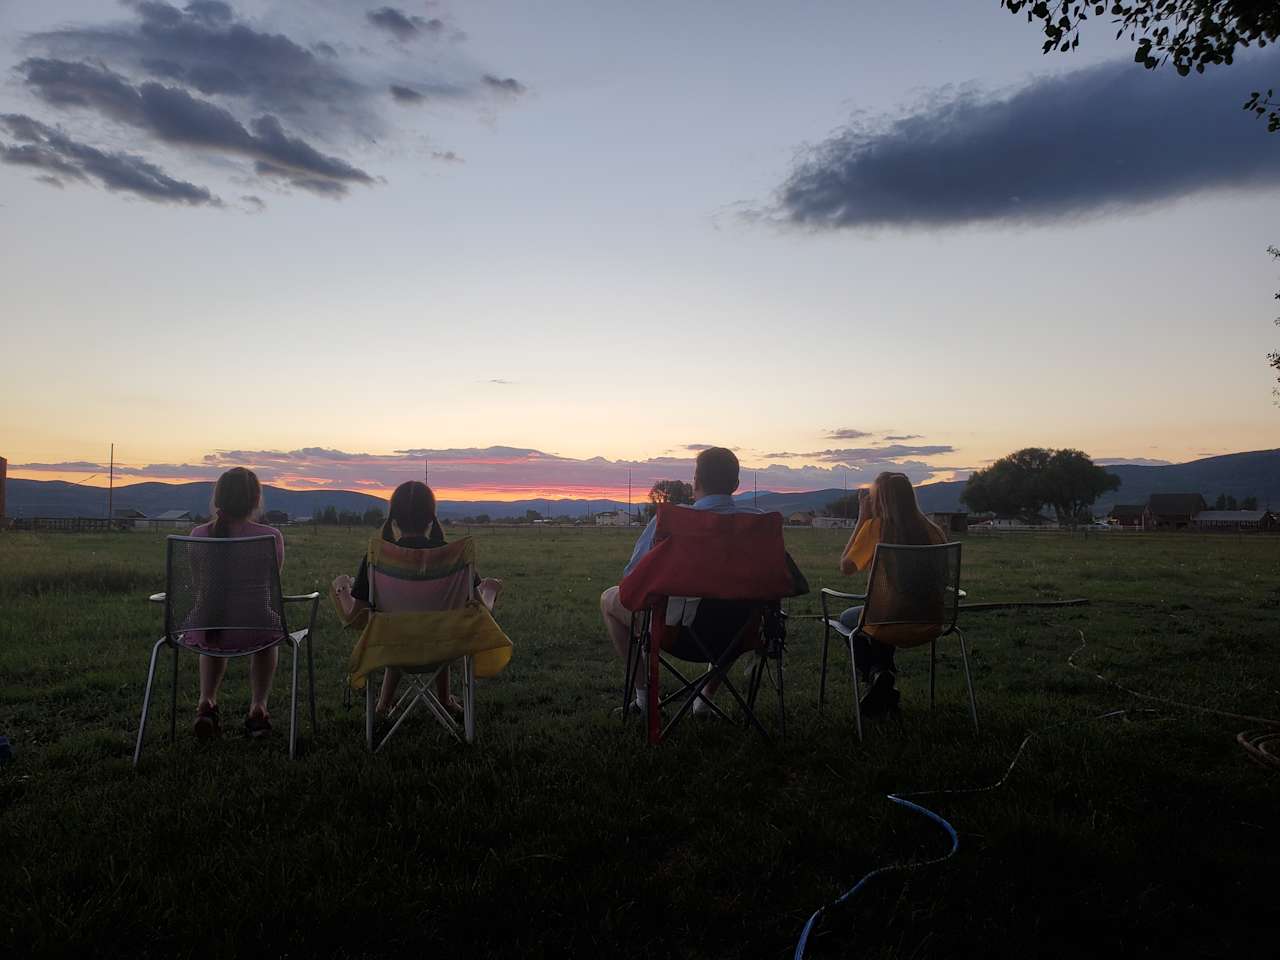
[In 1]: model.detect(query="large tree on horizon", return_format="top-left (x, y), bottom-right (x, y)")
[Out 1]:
top-left (962, 447), bottom-right (1119, 523)
top-left (999, 1), bottom-right (1280, 131)
top-left (646, 479), bottom-right (694, 519)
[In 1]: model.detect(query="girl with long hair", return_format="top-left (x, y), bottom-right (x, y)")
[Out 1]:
top-left (334, 480), bottom-right (500, 721)
top-left (190, 467), bottom-right (285, 740)
top-left (837, 471), bottom-right (946, 716)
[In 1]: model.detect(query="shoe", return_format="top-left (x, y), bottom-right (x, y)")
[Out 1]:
top-left (243, 710), bottom-right (272, 739)
top-left (612, 698), bottom-right (647, 718)
top-left (859, 670), bottom-right (899, 719)
top-left (193, 703), bottom-right (221, 740)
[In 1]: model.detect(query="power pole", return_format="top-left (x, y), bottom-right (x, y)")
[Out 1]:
top-left (628, 468), bottom-right (632, 523)
top-left (107, 443), bottom-right (114, 520)
top-left (753, 472), bottom-right (758, 509)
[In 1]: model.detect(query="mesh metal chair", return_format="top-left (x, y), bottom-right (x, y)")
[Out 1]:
top-left (818, 542), bottom-right (977, 739)
top-left (363, 538), bottom-right (482, 753)
top-left (133, 535), bottom-right (320, 766)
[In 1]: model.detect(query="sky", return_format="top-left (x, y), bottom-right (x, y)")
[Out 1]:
top-left (2, 1), bottom-right (1278, 501)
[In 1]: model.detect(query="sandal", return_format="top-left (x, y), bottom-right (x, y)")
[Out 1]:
top-left (243, 710), bottom-right (272, 739)
top-left (443, 695), bottom-right (465, 721)
top-left (193, 703), bottom-right (221, 740)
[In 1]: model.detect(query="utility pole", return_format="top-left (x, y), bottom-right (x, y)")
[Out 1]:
top-left (628, 468), bottom-right (632, 523)
top-left (753, 472), bottom-right (758, 509)
top-left (107, 443), bottom-right (114, 520)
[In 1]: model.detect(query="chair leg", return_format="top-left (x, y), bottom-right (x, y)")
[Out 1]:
top-left (957, 628), bottom-right (979, 735)
top-left (776, 649), bottom-right (786, 740)
top-left (929, 639), bottom-right (937, 712)
top-left (134, 638), bottom-right (167, 769)
top-left (818, 620), bottom-right (831, 716)
top-left (463, 656), bottom-right (477, 744)
top-left (306, 632), bottom-right (318, 733)
top-left (288, 642), bottom-right (300, 760)
top-left (169, 643), bottom-right (179, 746)
top-left (848, 635), bottom-right (863, 743)
top-left (622, 631), bottom-right (640, 722)
top-left (366, 675), bottom-right (375, 752)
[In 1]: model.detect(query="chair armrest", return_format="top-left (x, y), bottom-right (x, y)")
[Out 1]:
top-left (820, 587), bottom-right (867, 601)
top-left (148, 592), bottom-right (166, 603)
top-left (283, 593), bottom-right (321, 602)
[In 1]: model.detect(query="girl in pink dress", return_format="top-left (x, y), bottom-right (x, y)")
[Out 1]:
top-left (189, 467), bottom-right (285, 740)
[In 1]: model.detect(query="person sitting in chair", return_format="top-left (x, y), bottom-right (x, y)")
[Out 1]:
top-left (837, 471), bottom-right (946, 717)
top-left (600, 446), bottom-right (761, 717)
top-left (334, 481), bottom-right (501, 721)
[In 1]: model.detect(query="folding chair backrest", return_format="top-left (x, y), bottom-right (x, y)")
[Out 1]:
top-left (165, 535), bottom-right (286, 638)
top-left (367, 537), bottom-right (474, 613)
top-left (618, 505), bottom-right (807, 610)
top-left (862, 542), bottom-right (962, 640)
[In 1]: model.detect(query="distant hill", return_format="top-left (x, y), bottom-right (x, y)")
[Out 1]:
top-left (6, 449), bottom-right (1279, 521)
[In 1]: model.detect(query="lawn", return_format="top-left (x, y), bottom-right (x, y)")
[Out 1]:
top-left (1, 526), bottom-right (1278, 959)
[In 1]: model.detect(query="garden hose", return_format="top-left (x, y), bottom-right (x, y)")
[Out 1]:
top-left (793, 618), bottom-right (1280, 959)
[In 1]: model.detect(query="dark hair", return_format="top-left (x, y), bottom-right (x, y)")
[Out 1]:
top-left (869, 472), bottom-right (944, 546)
top-left (382, 481), bottom-right (443, 543)
top-left (211, 467), bottom-right (262, 538)
top-left (694, 447), bottom-right (739, 496)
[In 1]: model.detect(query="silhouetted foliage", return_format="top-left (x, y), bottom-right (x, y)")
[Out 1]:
top-left (1000, 1), bottom-right (1280, 131)
top-left (645, 480), bottom-right (694, 519)
top-left (963, 447), bottom-right (1119, 523)
top-left (825, 493), bottom-right (862, 519)
top-left (361, 507), bottom-right (385, 526)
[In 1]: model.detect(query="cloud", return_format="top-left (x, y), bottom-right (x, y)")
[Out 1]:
top-left (800, 445), bottom-right (956, 463)
top-left (1, 113), bottom-right (218, 204)
top-left (19, 59), bottom-right (373, 194)
top-left (367, 7), bottom-right (445, 42)
top-left (431, 149), bottom-right (462, 163)
top-left (883, 434), bottom-right (922, 441)
top-left (775, 51), bottom-right (1280, 229)
top-left (1095, 457), bottom-right (1173, 467)
top-left (483, 378), bottom-right (515, 384)
top-left (482, 74), bottom-right (526, 96)
top-left (826, 428), bottom-right (872, 440)
top-left (389, 84), bottom-right (426, 104)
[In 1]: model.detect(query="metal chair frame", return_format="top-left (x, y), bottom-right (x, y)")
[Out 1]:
top-left (133, 535), bottom-right (320, 767)
top-left (818, 542), bottom-right (978, 740)
top-left (621, 600), bottom-right (787, 743)
top-left (363, 549), bottom-right (478, 753)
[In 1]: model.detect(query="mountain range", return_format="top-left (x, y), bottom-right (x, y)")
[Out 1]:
top-left (6, 449), bottom-right (1280, 520)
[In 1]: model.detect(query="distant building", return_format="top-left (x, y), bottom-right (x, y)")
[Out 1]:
top-left (595, 511), bottom-right (632, 526)
top-left (812, 515), bottom-right (857, 529)
top-left (1144, 494), bottom-right (1207, 530)
top-left (930, 512), bottom-right (969, 535)
top-left (1194, 510), bottom-right (1276, 532)
top-left (1108, 504), bottom-right (1145, 529)
top-left (264, 509), bottom-right (289, 525)
top-left (135, 509), bottom-right (194, 531)
top-left (787, 511), bottom-right (814, 526)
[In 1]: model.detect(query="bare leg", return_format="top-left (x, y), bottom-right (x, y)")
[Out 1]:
top-left (376, 667), bottom-right (403, 715)
top-left (247, 647), bottom-right (279, 717)
top-left (198, 655), bottom-right (229, 709)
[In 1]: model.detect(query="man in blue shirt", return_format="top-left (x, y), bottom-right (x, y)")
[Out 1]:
top-left (600, 446), bottom-right (761, 715)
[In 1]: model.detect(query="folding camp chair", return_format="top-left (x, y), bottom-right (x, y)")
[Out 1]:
top-left (133, 535), bottom-right (320, 767)
top-left (818, 541), bottom-right (977, 740)
top-left (618, 506), bottom-right (808, 745)
top-left (355, 537), bottom-right (507, 753)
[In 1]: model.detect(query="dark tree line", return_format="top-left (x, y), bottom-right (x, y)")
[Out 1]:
top-left (962, 448), bottom-right (1120, 524)
top-left (646, 479), bottom-right (694, 519)
top-left (312, 506), bottom-right (386, 526)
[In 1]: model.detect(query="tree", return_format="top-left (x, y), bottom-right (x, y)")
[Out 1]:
top-left (825, 493), bottom-right (863, 519)
top-left (962, 447), bottom-right (1118, 523)
top-left (525, 509), bottom-right (542, 522)
top-left (1242, 495), bottom-right (1259, 509)
top-left (999, 1), bottom-right (1280, 131)
top-left (475, 514), bottom-right (490, 524)
top-left (646, 479), bottom-right (694, 518)
top-left (320, 505), bottom-right (339, 525)
top-left (1214, 492), bottom-right (1240, 510)
top-left (362, 507), bottom-right (385, 527)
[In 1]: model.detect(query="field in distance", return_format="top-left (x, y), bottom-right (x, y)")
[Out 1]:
top-left (1, 527), bottom-right (1277, 958)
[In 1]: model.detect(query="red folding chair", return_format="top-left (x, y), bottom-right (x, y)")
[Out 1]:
top-left (618, 505), bottom-right (808, 744)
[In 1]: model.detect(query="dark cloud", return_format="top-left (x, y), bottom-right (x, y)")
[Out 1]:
top-left (764, 452), bottom-right (799, 459)
top-left (367, 7), bottom-right (445, 42)
top-left (389, 84), bottom-right (425, 104)
top-left (19, 59), bottom-right (372, 194)
top-left (484, 378), bottom-right (515, 385)
top-left (431, 149), bottom-right (462, 163)
top-left (482, 74), bottom-right (526, 96)
top-left (826, 428), bottom-right (871, 440)
top-left (776, 51), bottom-right (1280, 229)
top-left (684, 444), bottom-right (714, 451)
top-left (883, 434), bottom-right (921, 441)
top-left (1, 113), bottom-right (217, 204)
top-left (240, 193), bottom-right (264, 211)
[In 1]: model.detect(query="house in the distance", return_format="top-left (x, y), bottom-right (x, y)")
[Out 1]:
top-left (1144, 494), bottom-right (1207, 530)
top-left (1194, 509), bottom-right (1276, 532)
top-left (594, 511), bottom-right (631, 527)
top-left (787, 511), bottom-right (814, 526)
top-left (264, 509), bottom-right (289, 525)
top-left (112, 508), bottom-right (147, 529)
top-left (812, 515), bottom-right (857, 529)
top-left (136, 509), bottom-right (194, 531)
top-left (1108, 504), bottom-right (1145, 529)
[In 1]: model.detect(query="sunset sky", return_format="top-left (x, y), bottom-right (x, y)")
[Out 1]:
top-left (2, 1), bottom-right (1278, 501)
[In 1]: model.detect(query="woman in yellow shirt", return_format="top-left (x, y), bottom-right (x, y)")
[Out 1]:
top-left (838, 472), bottom-right (946, 716)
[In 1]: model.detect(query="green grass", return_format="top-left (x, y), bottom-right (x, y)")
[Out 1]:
top-left (1, 526), bottom-right (1278, 959)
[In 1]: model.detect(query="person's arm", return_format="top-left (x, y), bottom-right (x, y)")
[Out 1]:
top-left (621, 517), bottom-right (657, 579)
top-left (839, 490), bottom-right (872, 576)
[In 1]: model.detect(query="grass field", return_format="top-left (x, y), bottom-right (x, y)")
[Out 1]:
top-left (1, 526), bottom-right (1278, 959)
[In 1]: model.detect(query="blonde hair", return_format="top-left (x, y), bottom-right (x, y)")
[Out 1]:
top-left (868, 472), bottom-right (943, 545)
